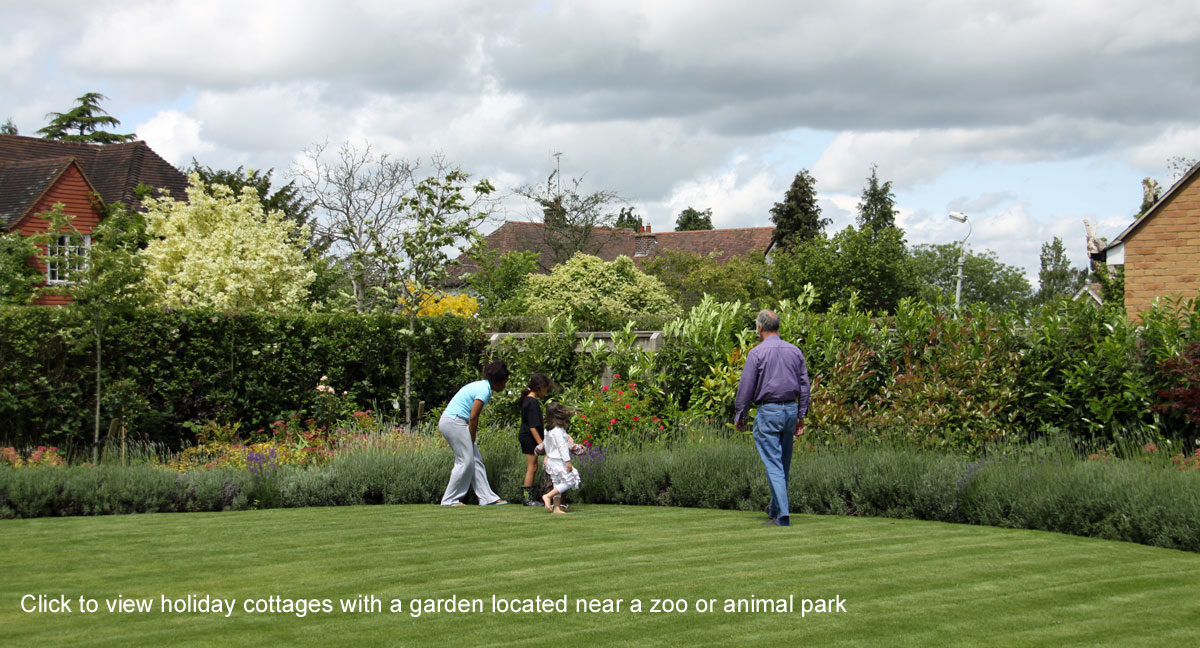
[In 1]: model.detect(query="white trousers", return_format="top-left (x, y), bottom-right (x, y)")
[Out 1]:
top-left (439, 416), bottom-right (502, 506)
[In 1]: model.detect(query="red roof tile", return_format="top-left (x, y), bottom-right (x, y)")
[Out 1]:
top-left (0, 134), bottom-right (188, 231)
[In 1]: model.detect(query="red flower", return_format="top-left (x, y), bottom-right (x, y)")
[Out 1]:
top-left (652, 417), bottom-right (659, 422)
top-left (618, 391), bottom-right (624, 396)
top-left (624, 404), bottom-right (631, 409)
top-left (614, 373), bottom-right (621, 379)
top-left (633, 416), bottom-right (639, 422)
top-left (659, 424), bottom-right (665, 430)
top-left (610, 418), bottom-right (617, 424)
top-left (601, 385), bottom-right (609, 392)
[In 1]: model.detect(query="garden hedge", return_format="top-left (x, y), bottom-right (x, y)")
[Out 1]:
top-left (0, 307), bottom-right (486, 448)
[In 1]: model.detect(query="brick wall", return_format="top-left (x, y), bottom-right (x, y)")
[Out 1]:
top-left (1125, 172), bottom-right (1200, 321)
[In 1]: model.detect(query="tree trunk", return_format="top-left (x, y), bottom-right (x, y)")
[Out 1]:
top-left (404, 313), bottom-right (415, 427)
top-left (93, 330), bottom-right (101, 464)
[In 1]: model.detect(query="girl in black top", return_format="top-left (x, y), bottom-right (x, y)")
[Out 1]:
top-left (517, 373), bottom-right (553, 506)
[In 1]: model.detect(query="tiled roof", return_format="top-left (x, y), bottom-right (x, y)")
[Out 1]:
top-left (451, 221), bottom-right (774, 282)
top-left (0, 134), bottom-right (188, 215)
top-left (0, 158), bottom-right (75, 229)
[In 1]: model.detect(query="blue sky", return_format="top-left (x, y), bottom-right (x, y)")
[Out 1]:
top-left (3, 0), bottom-right (1198, 287)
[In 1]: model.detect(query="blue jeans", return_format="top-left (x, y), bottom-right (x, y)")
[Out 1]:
top-left (753, 402), bottom-right (798, 524)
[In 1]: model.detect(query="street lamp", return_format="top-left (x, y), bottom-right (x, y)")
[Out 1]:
top-left (948, 212), bottom-right (971, 307)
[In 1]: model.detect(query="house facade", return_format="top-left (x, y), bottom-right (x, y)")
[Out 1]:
top-left (1097, 160), bottom-right (1200, 321)
top-left (0, 134), bottom-right (188, 305)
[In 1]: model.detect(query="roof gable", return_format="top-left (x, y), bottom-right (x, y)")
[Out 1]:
top-left (1102, 158), bottom-right (1200, 253)
top-left (0, 134), bottom-right (187, 209)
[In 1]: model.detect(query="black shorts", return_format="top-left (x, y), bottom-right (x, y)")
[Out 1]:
top-left (518, 431), bottom-right (539, 455)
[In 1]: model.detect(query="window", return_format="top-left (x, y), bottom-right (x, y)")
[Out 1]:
top-left (46, 234), bottom-right (90, 284)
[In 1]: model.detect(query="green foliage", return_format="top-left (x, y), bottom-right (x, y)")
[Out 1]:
top-left (614, 206), bottom-right (642, 231)
top-left (0, 118), bottom-right (16, 135)
top-left (0, 308), bottom-right (486, 448)
top-left (466, 246), bottom-right (539, 316)
top-left (1035, 236), bottom-right (1088, 305)
top-left (658, 296), bottom-right (757, 413)
top-left (769, 169), bottom-right (828, 248)
top-left (909, 242), bottom-right (1033, 309)
top-left (0, 231), bottom-right (40, 304)
top-left (856, 164), bottom-right (897, 232)
top-left (641, 250), bottom-right (770, 310)
top-left (674, 206), bottom-right (714, 231)
top-left (771, 226), bottom-right (917, 313)
top-left (516, 253), bottom-right (680, 330)
top-left (36, 92), bottom-right (135, 144)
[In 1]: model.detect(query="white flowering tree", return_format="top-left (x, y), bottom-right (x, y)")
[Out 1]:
top-left (141, 174), bottom-right (315, 312)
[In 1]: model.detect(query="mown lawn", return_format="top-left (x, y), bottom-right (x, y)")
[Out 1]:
top-left (3, 505), bottom-right (1199, 647)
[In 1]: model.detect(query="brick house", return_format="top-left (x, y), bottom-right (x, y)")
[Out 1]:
top-left (452, 220), bottom-right (776, 282)
top-left (1094, 159), bottom-right (1200, 321)
top-left (0, 134), bottom-right (188, 304)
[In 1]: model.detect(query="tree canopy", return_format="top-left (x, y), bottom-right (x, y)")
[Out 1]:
top-left (140, 174), bottom-right (315, 312)
top-left (516, 172), bottom-right (626, 270)
top-left (516, 253), bottom-right (680, 330)
top-left (909, 242), bottom-right (1033, 308)
top-left (1035, 236), bottom-right (1088, 305)
top-left (770, 169), bottom-right (828, 248)
top-left (675, 207), bottom-right (714, 231)
top-left (36, 93), bottom-right (136, 144)
top-left (856, 165), bottom-right (898, 233)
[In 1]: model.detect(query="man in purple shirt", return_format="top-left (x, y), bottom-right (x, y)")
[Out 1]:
top-left (735, 309), bottom-right (810, 527)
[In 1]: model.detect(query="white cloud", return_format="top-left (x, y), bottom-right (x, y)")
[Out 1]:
top-left (134, 109), bottom-right (213, 166)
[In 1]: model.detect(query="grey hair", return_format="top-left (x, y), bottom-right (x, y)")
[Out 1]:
top-left (756, 310), bottom-right (780, 333)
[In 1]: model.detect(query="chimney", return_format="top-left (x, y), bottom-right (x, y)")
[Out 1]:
top-left (634, 224), bottom-right (657, 257)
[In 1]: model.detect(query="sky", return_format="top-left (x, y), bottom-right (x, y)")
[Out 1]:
top-left (4, 0), bottom-right (1200, 286)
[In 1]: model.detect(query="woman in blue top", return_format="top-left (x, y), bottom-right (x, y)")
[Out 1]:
top-left (439, 360), bottom-right (511, 506)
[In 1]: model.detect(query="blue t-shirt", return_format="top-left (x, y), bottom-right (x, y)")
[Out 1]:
top-left (443, 380), bottom-right (492, 420)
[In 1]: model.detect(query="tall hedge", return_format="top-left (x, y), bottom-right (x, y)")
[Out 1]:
top-left (0, 307), bottom-right (486, 447)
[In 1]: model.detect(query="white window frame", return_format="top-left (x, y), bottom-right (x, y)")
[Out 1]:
top-left (46, 233), bottom-right (90, 285)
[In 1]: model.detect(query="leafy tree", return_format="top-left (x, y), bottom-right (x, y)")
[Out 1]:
top-left (386, 166), bottom-right (494, 424)
top-left (1091, 261), bottom-right (1125, 311)
top-left (1035, 236), bottom-right (1088, 305)
top-left (615, 206), bottom-right (642, 231)
top-left (770, 169), bottom-right (828, 248)
top-left (0, 231), bottom-right (40, 303)
top-left (466, 246), bottom-right (540, 316)
top-left (1, 118), bottom-right (17, 135)
top-left (289, 140), bottom-right (417, 312)
top-left (140, 174), bottom-right (315, 312)
top-left (515, 253), bottom-right (680, 330)
top-left (36, 93), bottom-right (136, 144)
top-left (515, 172), bottom-right (625, 270)
top-left (38, 201), bottom-right (151, 461)
top-left (675, 207), bottom-right (714, 231)
top-left (856, 165), bottom-right (898, 233)
top-left (642, 249), bottom-right (770, 309)
top-left (771, 226), bottom-right (917, 313)
top-left (909, 243), bottom-right (1033, 309)
top-left (185, 160), bottom-right (315, 246)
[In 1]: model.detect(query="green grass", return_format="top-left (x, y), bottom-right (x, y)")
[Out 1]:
top-left (4, 505), bottom-right (1199, 647)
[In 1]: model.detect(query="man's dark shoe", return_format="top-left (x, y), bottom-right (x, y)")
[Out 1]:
top-left (762, 516), bottom-right (791, 527)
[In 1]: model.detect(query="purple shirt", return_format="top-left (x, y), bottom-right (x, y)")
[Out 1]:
top-left (734, 335), bottom-right (810, 425)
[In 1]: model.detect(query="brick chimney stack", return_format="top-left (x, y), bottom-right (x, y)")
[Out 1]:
top-left (634, 224), bottom-right (657, 256)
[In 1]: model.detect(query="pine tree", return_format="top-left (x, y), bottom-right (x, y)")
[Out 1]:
top-left (856, 165), bottom-right (898, 233)
top-left (769, 169), bottom-right (828, 248)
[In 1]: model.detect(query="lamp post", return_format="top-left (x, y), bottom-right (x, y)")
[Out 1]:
top-left (948, 211), bottom-right (971, 307)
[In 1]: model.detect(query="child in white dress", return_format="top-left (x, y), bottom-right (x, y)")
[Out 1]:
top-left (541, 402), bottom-right (581, 514)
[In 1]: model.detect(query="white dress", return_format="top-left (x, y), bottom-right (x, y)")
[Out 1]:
top-left (543, 426), bottom-right (582, 492)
